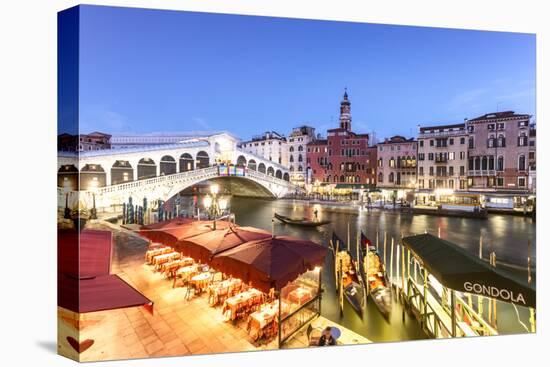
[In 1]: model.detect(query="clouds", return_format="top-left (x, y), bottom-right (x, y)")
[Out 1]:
top-left (79, 104), bottom-right (133, 134)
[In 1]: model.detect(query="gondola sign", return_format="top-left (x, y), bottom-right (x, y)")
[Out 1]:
top-left (463, 282), bottom-right (526, 306)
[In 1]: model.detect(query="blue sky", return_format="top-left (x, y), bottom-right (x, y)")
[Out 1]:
top-left (70, 5), bottom-right (536, 140)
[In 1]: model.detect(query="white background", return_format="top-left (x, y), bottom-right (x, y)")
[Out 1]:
top-left (0, 0), bottom-right (547, 366)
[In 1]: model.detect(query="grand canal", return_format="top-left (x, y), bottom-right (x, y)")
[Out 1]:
top-left (176, 195), bottom-right (536, 342)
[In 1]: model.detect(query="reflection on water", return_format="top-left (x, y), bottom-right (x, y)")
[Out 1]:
top-left (181, 196), bottom-right (536, 341)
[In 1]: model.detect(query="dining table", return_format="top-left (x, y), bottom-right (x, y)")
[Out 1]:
top-left (287, 287), bottom-right (313, 306)
top-left (160, 257), bottom-right (194, 276)
top-left (152, 252), bottom-right (181, 266)
top-left (145, 247), bottom-right (172, 263)
top-left (223, 288), bottom-right (263, 321)
top-left (190, 272), bottom-right (211, 293)
top-left (207, 278), bottom-right (242, 306)
top-left (173, 264), bottom-right (199, 288)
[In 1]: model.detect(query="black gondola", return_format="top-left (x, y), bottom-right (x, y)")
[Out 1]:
top-left (365, 245), bottom-right (392, 319)
top-left (274, 213), bottom-right (331, 227)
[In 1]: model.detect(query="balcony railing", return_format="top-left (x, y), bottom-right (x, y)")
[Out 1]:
top-left (468, 170), bottom-right (496, 176)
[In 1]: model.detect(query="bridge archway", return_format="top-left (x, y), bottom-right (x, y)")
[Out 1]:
top-left (275, 169), bottom-right (282, 179)
top-left (196, 151), bottom-right (210, 169)
top-left (58, 164), bottom-right (79, 190)
top-left (247, 159), bottom-right (257, 170)
top-left (160, 155), bottom-right (177, 176)
top-left (179, 153), bottom-right (194, 172)
top-left (283, 172), bottom-right (289, 181)
top-left (81, 164), bottom-right (106, 189)
top-left (111, 160), bottom-right (134, 185)
top-left (267, 166), bottom-right (274, 176)
top-left (170, 176), bottom-right (277, 202)
top-left (137, 158), bottom-right (157, 180)
top-left (236, 155), bottom-right (247, 167)
top-left (258, 163), bottom-right (266, 174)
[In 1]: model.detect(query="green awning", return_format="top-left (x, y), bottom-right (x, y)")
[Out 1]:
top-left (402, 233), bottom-right (535, 308)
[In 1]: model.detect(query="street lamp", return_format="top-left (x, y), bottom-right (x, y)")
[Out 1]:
top-left (62, 179), bottom-right (73, 219)
top-left (88, 179), bottom-right (98, 220)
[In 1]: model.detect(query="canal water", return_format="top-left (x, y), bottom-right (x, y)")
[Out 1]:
top-left (179, 196), bottom-right (536, 341)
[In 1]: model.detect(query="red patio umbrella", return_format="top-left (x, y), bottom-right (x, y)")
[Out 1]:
top-left (210, 236), bottom-right (327, 293)
top-left (175, 225), bottom-right (272, 264)
top-left (140, 219), bottom-right (229, 246)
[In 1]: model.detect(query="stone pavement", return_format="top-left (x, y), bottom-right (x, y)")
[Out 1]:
top-left (68, 221), bottom-right (368, 361)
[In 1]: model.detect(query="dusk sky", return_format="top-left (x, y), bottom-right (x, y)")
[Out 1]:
top-left (72, 5), bottom-right (536, 141)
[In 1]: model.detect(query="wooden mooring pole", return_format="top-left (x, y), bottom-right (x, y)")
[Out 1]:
top-left (389, 237), bottom-right (395, 286)
top-left (527, 239), bottom-right (536, 332)
top-left (477, 234), bottom-right (484, 317)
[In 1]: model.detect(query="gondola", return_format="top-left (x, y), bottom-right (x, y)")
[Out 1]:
top-left (364, 245), bottom-right (392, 319)
top-left (274, 213), bottom-right (331, 227)
top-left (331, 244), bottom-right (364, 317)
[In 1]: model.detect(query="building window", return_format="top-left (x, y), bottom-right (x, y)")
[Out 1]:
top-left (378, 173), bottom-right (383, 182)
top-left (430, 140), bottom-right (434, 146)
top-left (419, 167), bottom-right (424, 176)
top-left (460, 179), bottom-right (466, 190)
top-left (497, 177), bottom-right (504, 187)
top-left (488, 156), bottom-right (495, 170)
top-left (497, 156), bottom-right (504, 171)
top-left (389, 172), bottom-right (394, 183)
top-left (449, 138), bottom-right (454, 145)
top-left (460, 137), bottom-right (465, 144)
top-left (518, 133), bottom-right (528, 147)
top-left (518, 155), bottom-right (526, 171)
top-left (518, 177), bottom-right (526, 187)
top-left (418, 153), bottom-right (425, 161)
top-left (497, 134), bottom-right (506, 147)
top-left (460, 166), bottom-right (465, 176)
top-left (389, 157), bottom-right (395, 167)
top-left (468, 137), bottom-right (474, 149)
top-left (419, 140), bottom-right (424, 147)
top-left (449, 152), bottom-right (455, 160)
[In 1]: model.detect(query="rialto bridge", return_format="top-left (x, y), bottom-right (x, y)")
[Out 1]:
top-left (57, 133), bottom-right (298, 215)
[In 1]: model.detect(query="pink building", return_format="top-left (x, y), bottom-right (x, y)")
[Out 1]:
top-left (376, 135), bottom-right (417, 201)
top-left (466, 111), bottom-right (531, 209)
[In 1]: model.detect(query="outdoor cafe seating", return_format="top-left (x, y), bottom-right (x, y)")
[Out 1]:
top-left (140, 219), bottom-right (327, 346)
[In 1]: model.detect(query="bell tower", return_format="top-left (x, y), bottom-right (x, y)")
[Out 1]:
top-left (339, 88), bottom-right (352, 131)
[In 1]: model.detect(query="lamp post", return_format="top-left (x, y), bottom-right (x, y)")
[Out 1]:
top-left (62, 180), bottom-right (73, 219)
top-left (88, 180), bottom-right (98, 220)
top-left (203, 183), bottom-right (229, 229)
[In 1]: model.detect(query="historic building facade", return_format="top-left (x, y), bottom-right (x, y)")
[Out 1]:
top-left (376, 135), bottom-right (417, 200)
top-left (466, 111), bottom-right (530, 191)
top-left (417, 123), bottom-right (468, 192)
top-left (306, 91), bottom-right (376, 196)
top-left (239, 131), bottom-right (288, 167)
top-left (58, 131), bottom-right (112, 152)
top-left (287, 125), bottom-right (316, 187)
top-left (465, 111), bottom-right (532, 209)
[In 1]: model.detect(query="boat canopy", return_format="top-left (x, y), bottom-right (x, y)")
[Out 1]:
top-left (402, 233), bottom-right (535, 308)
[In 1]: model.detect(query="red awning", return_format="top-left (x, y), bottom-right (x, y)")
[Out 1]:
top-left (140, 219), bottom-right (228, 246)
top-left (210, 236), bottom-right (327, 293)
top-left (58, 274), bottom-right (153, 313)
top-left (58, 229), bottom-right (153, 314)
top-left (175, 225), bottom-right (271, 263)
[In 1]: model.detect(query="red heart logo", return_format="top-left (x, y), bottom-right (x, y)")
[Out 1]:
top-left (66, 336), bottom-right (94, 353)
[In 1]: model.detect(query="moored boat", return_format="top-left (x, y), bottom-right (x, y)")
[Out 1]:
top-left (331, 233), bottom-right (365, 317)
top-left (274, 212), bottom-right (331, 227)
top-left (364, 245), bottom-right (392, 319)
